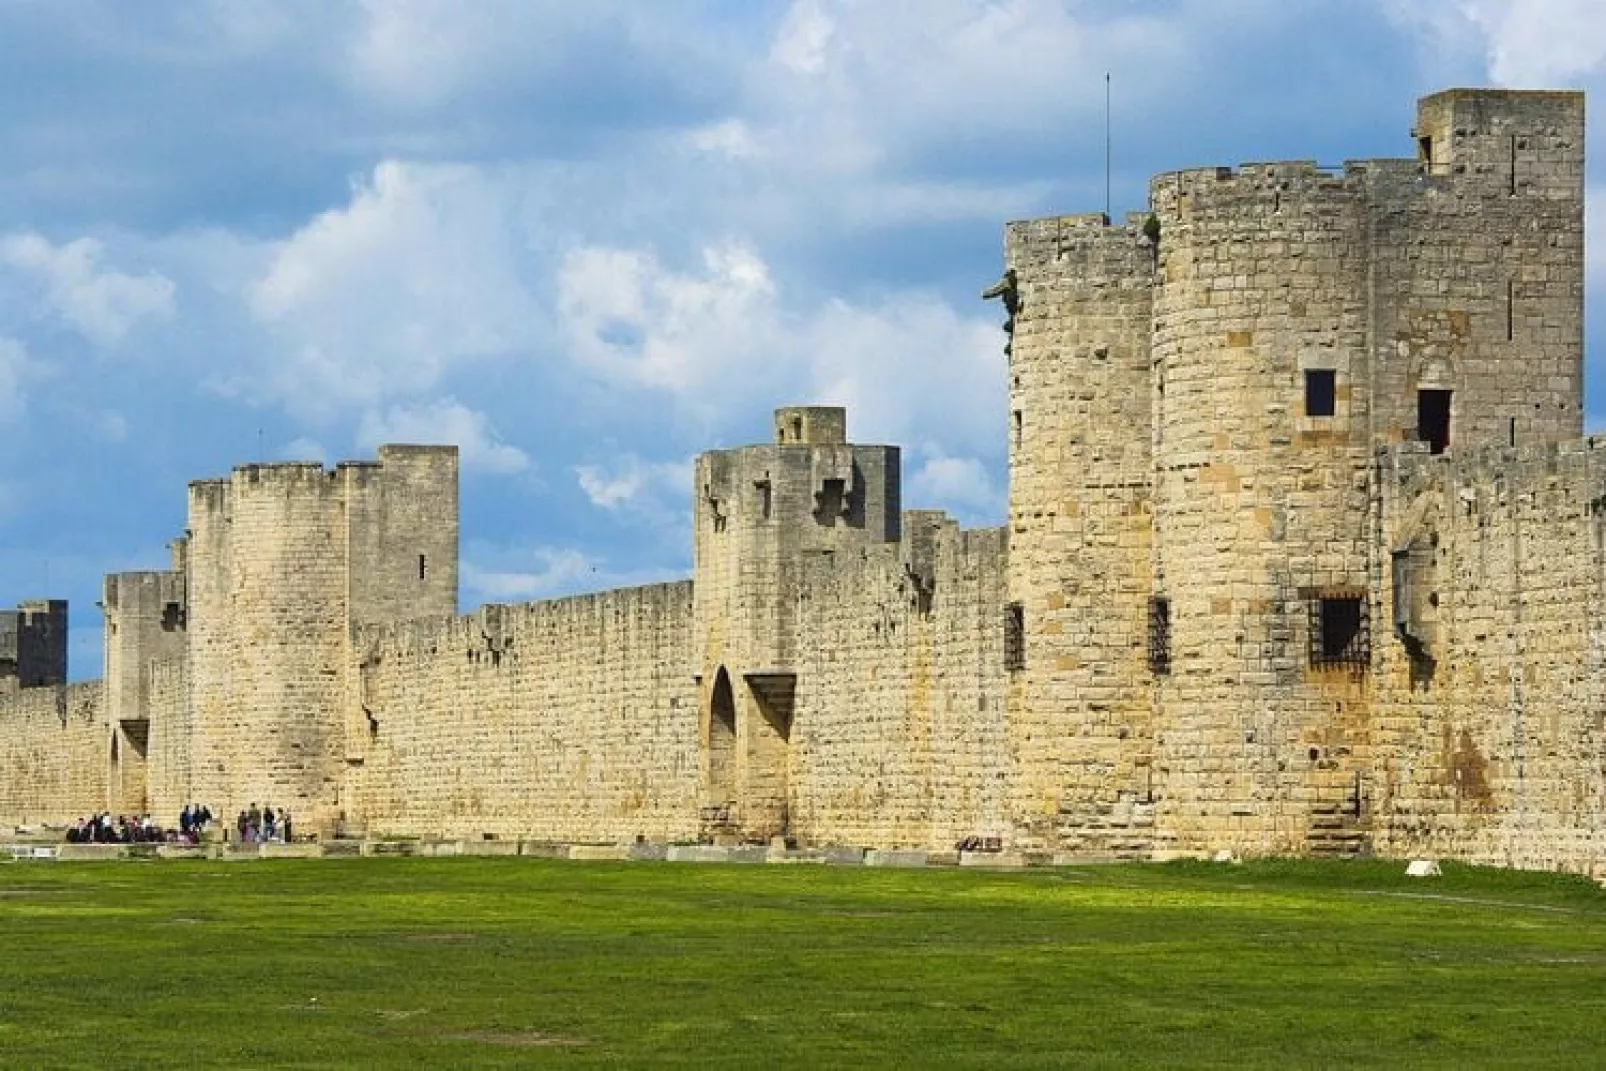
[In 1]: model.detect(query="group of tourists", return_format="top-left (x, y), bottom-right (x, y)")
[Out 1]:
top-left (59, 802), bottom-right (298, 846)
top-left (178, 803), bottom-right (216, 840)
top-left (235, 803), bottom-right (293, 844)
top-left (65, 812), bottom-right (166, 843)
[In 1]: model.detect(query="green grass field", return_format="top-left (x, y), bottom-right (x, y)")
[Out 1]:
top-left (2, 856), bottom-right (1605, 1068)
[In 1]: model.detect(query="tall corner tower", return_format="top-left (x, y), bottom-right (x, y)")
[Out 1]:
top-left (1375, 89), bottom-right (1586, 451)
top-left (1000, 213), bottom-right (1157, 854)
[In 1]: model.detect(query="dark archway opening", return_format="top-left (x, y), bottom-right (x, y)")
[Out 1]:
top-left (707, 668), bottom-right (738, 813)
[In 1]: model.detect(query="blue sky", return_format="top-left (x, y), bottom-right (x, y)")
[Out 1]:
top-left (1, 0), bottom-right (1601, 680)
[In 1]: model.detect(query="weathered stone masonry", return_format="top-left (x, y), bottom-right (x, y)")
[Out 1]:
top-left (3, 87), bottom-right (1605, 874)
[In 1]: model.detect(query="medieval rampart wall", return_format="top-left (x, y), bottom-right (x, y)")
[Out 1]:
top-left (1374, 440), bottom-right (1606, 872)
top-left (345, 582), bottom-right (700, 843)
top-left (145, 657), bottom-right (188, 816)
top-left (787, 515), bottom-right (1008, 849)
top-left (0, 683), bottom-right (105, 826)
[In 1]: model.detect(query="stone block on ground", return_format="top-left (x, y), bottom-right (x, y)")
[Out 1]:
top-left (56, 844), bottom-right (124, 862)
top-left (865, 850), bottom-right (927, 868)
top-left (457, 839), bottom-right (520, 857)
top-left (959, 851), bottom-right (1028, 868)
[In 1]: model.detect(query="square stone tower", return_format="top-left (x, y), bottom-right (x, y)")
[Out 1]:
top-left (0, 599), bottom-right (68, 692)
top-left (693, 406), bottom-right (900, 840)
top-left (169, 444), bottom-right (459, 832)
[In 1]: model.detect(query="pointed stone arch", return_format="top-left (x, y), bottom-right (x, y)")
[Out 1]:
top-left (706, 667), bottom-right (738, 811)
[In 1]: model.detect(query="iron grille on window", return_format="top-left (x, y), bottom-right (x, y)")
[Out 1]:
top-left (1309, 593), bottom-right (1369, 669)
top-left (1003, 602), bottom-right (1025, 671)
top-left (1147, 597), bottom-right (1171, 674)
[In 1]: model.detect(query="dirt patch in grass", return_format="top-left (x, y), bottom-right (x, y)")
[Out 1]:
top-left (446, 1030), bottom-right (586, 1048)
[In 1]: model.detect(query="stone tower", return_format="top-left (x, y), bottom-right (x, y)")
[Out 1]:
top-left (177, 444), bottom-right (458, 831)
top-left (0, 599), bottom-right (67, 692)
top-left (1004, 88), bottom-right (1583, 857)
top-left (102, 567), bottom-right (186, 814)
top-left (999, 214), bottom-right (1158, 854)
top-left (693, 406), bottom-right (900, 841)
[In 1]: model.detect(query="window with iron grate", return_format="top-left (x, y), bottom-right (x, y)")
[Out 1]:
top-left (1147, 596), bottom-right (1171, 675)
top-left (1004, 603), bottom-right (1025, 671)
top-left (1309, 593), bottom-right (1369, 669)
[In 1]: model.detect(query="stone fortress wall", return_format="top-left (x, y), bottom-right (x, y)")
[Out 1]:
top-left (2, 87), bottom-right (1606, 874)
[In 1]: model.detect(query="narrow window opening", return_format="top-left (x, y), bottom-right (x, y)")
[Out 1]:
top-left (1417, 135), bottom-right (1432, 169)
top-left (1507, 279), bottom-right (1515, 341)
top-left (160, 601), bottom-right (184, 632)
top-left (1509, 417), bottom-right (1517, 447)
top-left (1304, 369), bottom-right (1336, 417)
top-left (418, 554), bottom-right (427, 581)
top-left (812, 479), bottom-right (847, 526)
top-left (1418, 389), bottom-right (1452, 455)
top-left (790, 416), bottom-right (802, 442)
top-left (1147, 597), bottom-right (1171, 675)
top-left (1309, 594), bottom-right (1369, 669)
top-left (1012, 409), bottom-right (1022, 449)
top-left (1003, 602), bottom-right (1025, 672)
top-left (755, 477), bottom-right (772, 520)
top-left (1509, 135), bottom-right (1518, 195)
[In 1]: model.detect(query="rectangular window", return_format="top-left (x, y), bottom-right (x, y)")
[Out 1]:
top-left (1147, 597), bottom-right (1171, 675)
top-left (1309, 594), bottom-right (1369, 669)
top-left (1304, 369), bottom-right (1336, 417)
top-left (418, 554), bottom-right (427, 581)
top-left (1003, 603), bottom-right (1025, 672)
top-left (1418, 389), bottom-right (1451, 455)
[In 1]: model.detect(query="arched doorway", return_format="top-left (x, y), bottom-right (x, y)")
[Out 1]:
top-left (707, 667), bottom-right (738, 813)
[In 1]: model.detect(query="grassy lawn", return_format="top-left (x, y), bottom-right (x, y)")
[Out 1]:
top-left (1, 856), bottom-right (1605, 1068)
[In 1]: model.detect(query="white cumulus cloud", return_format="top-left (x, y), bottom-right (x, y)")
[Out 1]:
top-left (357, 398), bottom-right (529, 475)
top-left (556, 240), bottom-right (1005, 461)
top-left (574, 454), bottom-right (691, 512)
top-left (0, 233), bottom-right (175, 347)
top-left (906, 448), bottom-right (1004, 524)
top-left (558, 240), bottom-right (781, 400)
top-left (461, 542), bottom-right (683, 605)
top-left (245, 160), bottom-right (539, 418)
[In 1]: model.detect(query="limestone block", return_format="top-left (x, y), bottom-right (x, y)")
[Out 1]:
top-left (567, 844), bottom-right (631, 861)
top-left (667, 845), bottom-right (730, 863)
top-left (960, 851), bottom-right (1029, 868)
top-left (457, 840), bottom-right (521, 857)
top-left (865, 850), bottom-right (927, 868)
top-left (56, 844), bottom-right (124, 862)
